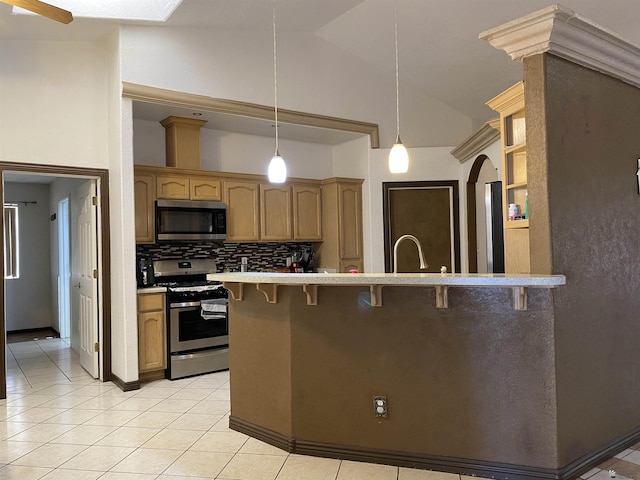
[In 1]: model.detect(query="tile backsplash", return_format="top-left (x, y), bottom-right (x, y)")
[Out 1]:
top-left (136, 242), bottom-right (314, 272)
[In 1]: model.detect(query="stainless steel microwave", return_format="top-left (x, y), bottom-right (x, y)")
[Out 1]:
top-left (156, 199), bottom-right (227, 242)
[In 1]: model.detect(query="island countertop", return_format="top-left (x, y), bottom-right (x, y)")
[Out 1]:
top-left (208, 272), bottom-right (565, 310)
top-left (207, 271), bottom-right (566, 287)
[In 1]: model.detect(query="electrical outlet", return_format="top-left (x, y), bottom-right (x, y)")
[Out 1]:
top-left (373, 395), bottom-right (387, 417)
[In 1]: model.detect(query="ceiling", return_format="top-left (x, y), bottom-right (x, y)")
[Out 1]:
top-left (4, 0), bottom-right (640, 143)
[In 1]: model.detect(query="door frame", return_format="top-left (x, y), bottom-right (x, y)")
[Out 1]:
top-left (57, 197), bottom-right (71, 339)
top-left (466, 154), bottom-right (490, 273)
top-left (382, 180), bottom-right (461, 273)
top-left (0, 162), bottom-right (111, 399)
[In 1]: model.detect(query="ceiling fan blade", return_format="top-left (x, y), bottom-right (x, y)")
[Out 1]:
top-left (1, 0), bottom-right (73, 24)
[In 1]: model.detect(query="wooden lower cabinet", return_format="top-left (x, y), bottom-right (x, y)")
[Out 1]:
top-left (137, 292), bottom-right (166, 375)
top-left (504, 228), bottom-right (530, 274)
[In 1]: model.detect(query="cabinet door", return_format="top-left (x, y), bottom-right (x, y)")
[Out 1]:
top-left (138, 310), bottom-right (166, 372)
top-left (260, 184), bottom-right (292, 241)
top-left (134, 174), bottom-right (155, 244)
top-left (190, 178), bottom-right (222, 201)
top-left (156, 175), bottom-right (189, 199)
top-left (293, 184), bottom-right (322, 241)
top-left (504, 228), bottom-right (530, 274)
top-left (338, 183), bottom-right (363, 259)
top-left (339, 259), bottom-right (363, 273)
top-left (224, 181), bottom-right (260, 241)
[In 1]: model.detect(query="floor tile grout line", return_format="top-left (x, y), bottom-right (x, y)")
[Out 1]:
top-left (8, 343), bottom-right (35, 390)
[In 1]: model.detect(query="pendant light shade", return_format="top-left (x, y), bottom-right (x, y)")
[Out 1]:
top-left (268, 0), bottom-right (287, 184)
top-left (389, 135), bottom-right (409, 173)
top-left (389, 0), bottom-right (408, 174)
top-left (268, 152), bottom-right (287, 183)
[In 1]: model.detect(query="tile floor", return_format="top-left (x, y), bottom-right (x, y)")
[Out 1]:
top-left (0, 338), bottom-right (636, 480)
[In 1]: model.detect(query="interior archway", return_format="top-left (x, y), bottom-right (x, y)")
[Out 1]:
top-left (466, 155), bottom-right (499, 273)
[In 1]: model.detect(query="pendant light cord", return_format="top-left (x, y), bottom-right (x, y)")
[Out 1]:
top-left (273, 0), bottom-right (279, 155)
top-left (394, 0), bottom-right (400, 141)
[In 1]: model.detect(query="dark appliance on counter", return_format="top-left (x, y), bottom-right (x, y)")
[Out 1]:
top-left (153, 258), bottom-right (228, 379)
top-left (137, 256), bottom-right (155, 287)
top-left (485, 181), bottom-right (505, 273)
top-left (156, 199), bottom-right (227, 242)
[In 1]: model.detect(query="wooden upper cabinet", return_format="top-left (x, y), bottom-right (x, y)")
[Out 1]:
top-left (317, 178), bottom-right (364, 272)
top-left (134, 174), bottom-right (155, 244)
top-left (338, 182), bottom-right (363, 260)
top-left (157, 175), bottom-right (222, 201)
top-left (260, 184), bottom-right (292, 241)
top-left (224, 180), bottom-right (260, 241)
top-left (157, 175), bottom-right (189, 199)
top-left (190, 178), bottom-right (222, 201)
top-left (292, 184), bottom-right (322, 241)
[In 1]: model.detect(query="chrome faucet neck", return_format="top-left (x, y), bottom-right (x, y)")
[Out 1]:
top-left (393, 234), bottom-right (428, 273)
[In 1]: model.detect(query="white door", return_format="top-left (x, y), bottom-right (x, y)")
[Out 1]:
top-left (77, 181), bottom-right (99, 378)
top-left (58, 198), bottom-right (70, 339)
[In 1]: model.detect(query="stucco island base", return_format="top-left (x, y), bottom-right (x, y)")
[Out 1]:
top-left (204, 273), bottom-right (627, 480)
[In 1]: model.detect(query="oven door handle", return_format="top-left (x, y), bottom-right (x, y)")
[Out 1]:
top-left (170, 301), bottom-right (201, 308)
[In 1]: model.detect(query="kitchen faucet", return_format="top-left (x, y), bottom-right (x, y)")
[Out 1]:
top-left (393, 234), bottom-right (428, 273)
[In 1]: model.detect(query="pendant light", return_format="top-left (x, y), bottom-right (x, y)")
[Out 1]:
top-left (389, 0), bottom-right (409, 174)
top-left (268, 0), bottom-right (287, 183)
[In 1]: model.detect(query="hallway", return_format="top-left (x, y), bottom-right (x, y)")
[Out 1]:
top-left (0, 338), bottom-right (635, 479)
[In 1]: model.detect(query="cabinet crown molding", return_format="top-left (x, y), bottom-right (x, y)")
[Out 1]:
top-left (450, 122), bottom-right (500, 164)
top-left (480, 4), bottom-right (640, 89)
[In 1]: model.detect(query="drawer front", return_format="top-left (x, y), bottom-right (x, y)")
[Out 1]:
top-left (138, 293), bottom-right (165, 312)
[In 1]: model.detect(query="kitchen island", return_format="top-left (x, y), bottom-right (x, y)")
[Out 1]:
top-left (207, 272), bottom-right (568, 479)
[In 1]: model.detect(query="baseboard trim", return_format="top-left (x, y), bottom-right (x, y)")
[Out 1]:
top-left (229, 418), bottom-right (640, 480)
top-left (110, 373), bottom-right (140, 392)
top-left (7, 327), bottom-right (60, 335)
top-left (229, 416), bottom-right (295, 453)
top-left (139, 370), bottom-right (165, 383)
top-left (294, 442), bottom-right (556, 480)
top-left (558, 425), bottom-right (640, 480)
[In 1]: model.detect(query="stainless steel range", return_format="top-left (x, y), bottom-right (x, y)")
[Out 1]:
top-left (153, 258), bottom-right (229, 380)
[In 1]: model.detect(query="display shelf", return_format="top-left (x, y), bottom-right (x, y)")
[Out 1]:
top-left (505, 143), bottom-right (526, 154)
top-left (487, 81), bottom-right (530, 273)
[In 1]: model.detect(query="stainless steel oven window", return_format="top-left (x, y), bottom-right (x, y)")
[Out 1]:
top-left (169, 304), bottom-right (228, 353)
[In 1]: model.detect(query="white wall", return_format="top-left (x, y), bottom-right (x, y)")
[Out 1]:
top-left (132, 119), bottom-right (166, 166)
top-left (107, 29), bottom-right (140, 385)
top-left (120, 26), bottom-right (472, 148)
top-left (4, 183), bottom-right (53, 331)
top-left (0, 40), bottom-right (109, 168)
top-left (133, 118), bottom-right (335, 179)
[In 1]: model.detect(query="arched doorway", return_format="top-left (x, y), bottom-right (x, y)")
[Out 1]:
top-left (467, 155), bottom-right (500, 273)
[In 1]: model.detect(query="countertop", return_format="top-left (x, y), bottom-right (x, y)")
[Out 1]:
top-left (136, 286), bottom-right (167, 294)
top-left (207, 272), bottom-right (566, 287)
